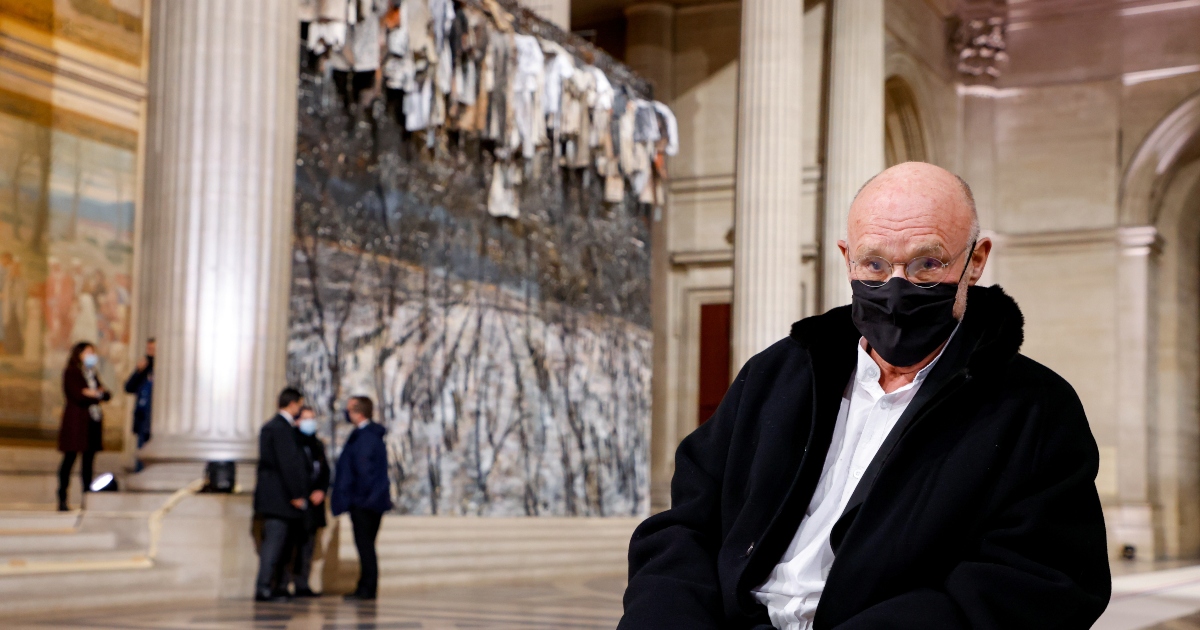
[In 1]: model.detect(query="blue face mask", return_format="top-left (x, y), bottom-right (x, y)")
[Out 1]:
top-left (298, 418), bottom-right (318, 435)
top-left (82, 354), bottom-right (99, 369)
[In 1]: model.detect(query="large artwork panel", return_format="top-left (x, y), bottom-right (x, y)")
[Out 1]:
top-left (288, 71), bottom-right (652, 517)
top-left (0, 89), bottom-right (136, 445)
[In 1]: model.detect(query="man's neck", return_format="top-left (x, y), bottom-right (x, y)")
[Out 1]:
top-left (868, 341), bottom-right (947, 394)
top-left (355, 418), bottom-right (370, 429)
top-left (279, 410), bottom-right (295, 426)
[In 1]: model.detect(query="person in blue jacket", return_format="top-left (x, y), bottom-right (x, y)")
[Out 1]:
top-left (331, 396), bottom-right (392, 601)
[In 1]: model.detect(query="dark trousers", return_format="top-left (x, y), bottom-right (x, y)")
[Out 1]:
top-left (255, 517), bottom-right (300, 595)
top-left (57, 450), bottom-right (95, 506)
top-left (288, 526), bottom-right (318, 592)
top-left (350, 508), bottom-right (383, 596)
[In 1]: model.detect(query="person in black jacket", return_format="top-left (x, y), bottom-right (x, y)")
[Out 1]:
top-left (619, 162), bottom-right (1110, 630)
top-left (57, 342), bottom-right (111, 511)
top-left (124, 338), bottom-right (154, 471)
top-left (288, 405), bottom-right (330, 597)
top-left (331, 396), bottom-right (392, 601)
top-left (252, 387), bottom-right (311, 602)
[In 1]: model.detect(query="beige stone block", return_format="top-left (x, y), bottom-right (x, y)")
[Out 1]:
top-left (995, 82), bottom-right (1121, 232)
top-left (993, 245), bottom-right (1118, 447)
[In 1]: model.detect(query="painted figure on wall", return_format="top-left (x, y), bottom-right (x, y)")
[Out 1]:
top-left (0, 89), bottom-right (137, 444)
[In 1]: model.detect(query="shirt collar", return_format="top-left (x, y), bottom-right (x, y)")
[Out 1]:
top-left (279, 410), bottom-right (295, 426)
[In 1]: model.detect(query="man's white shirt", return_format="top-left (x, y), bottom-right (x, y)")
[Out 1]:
top-left (751, 331), bottom-right (955, 630)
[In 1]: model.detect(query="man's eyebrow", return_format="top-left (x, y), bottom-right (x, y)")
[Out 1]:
top-left (854, 242), bottom-right (949, 259)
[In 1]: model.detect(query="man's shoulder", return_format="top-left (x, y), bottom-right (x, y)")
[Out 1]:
top-left (261, 415), bottom-right (289, 434)
top-left (1006, 353), bottom-right (1081, 402)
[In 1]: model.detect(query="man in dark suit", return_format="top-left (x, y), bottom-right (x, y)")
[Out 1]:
top-left (331, 396), bottom-right (393, 601)
top-left (288, 405), bottom-right (330, 597)
top-left (252, 387), bottom-right (311, 602)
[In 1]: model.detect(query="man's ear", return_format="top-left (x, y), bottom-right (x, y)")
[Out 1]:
top-left (967, 237), bottom-right (992, 285)
top-left (838, 239), bottom-right (851, 269)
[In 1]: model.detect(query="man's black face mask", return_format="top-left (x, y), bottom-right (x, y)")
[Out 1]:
top-left (851, 279), bottom-right (959, 367)
top-left (850, 242), bottom-right (975, 367)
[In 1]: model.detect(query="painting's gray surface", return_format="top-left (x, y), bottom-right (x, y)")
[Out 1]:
top-left (287, 69), bottom-right (651, 517)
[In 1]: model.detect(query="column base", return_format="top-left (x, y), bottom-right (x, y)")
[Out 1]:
top-left (1106, 502), bottom-right (1159, 560)
top-left (125, 461), bottom-right (257, 493)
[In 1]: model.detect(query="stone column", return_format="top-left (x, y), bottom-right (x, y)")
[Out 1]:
top-left (822, 0), bottom-right (885, 310)
top-left (134, 0), bottom-right (299, 486)
top-left (624, 2), bottom-right (675, 511)
top-left (731, 0), bottom-right (805, 369)
top-left (1113, 225), bottom-right (1162, 559)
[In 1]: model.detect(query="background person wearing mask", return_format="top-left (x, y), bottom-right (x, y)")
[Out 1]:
top-left (252, 387), bottom-right (311, 602)
top-left (288, 405), bottom-right (329, 598)
top-left (124, 337), bottom-right (155, 471)
top-left (57, 341), bottom-right (110, 512)
top-left (332, 396), bottom-right (392, 601)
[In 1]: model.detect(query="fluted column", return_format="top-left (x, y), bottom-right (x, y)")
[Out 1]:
top-left (731, 0), bottom-right (804, 368)
top-left (137, 0), bottom-right (299, 468)
top-left (625, 2), bottom-right (675, 511)
top-left (822, 0), bottom-right (885, 310)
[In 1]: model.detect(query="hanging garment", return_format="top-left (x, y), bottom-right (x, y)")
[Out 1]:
top-left (605, 171), bottom-right (626, 203)
top-left (563, 67), bottom-right (597, 167)
top-left (618, 99), bottom-right (638, 175)
top-left (485, 31), bottom-right (513, 144)
top-left (590, 67), bottom-right (614, 114)
top-left (513, 34), bottom-right (546, 159)
top-left (387, 21), bottom-right (408, 56)
top-left (431, 0), bottom-right (455, 96)
top-left (488, 161), bottom-right (520, 218)
top-left (406, 0), bottom-right (436, 65)
top-left (404, 74), bottom-right (433, 131)
top-left (307, 21), bottom-right (348, 55)
top-left (346, 5), bottom-right (381, 72)
top-left (652, 100), bottom-right (679, 157)
top-left (631, 140), bottom-right (653, 197)
top-left (541, 41), bottom-right (574, 131)
top-left (633, 100), bottom-right (661, 144)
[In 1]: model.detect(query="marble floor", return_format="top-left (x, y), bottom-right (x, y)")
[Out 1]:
top-left (13, 567), bottom-right (1200, 629)
top-left (8, 575), bottom-right (625, 629)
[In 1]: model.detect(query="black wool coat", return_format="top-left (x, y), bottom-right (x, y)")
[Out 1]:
top-left (297, 430), bottom-right (331, 530)
top-left (253, 414), bottom-right (311, 520)
top-left (58, 366), bottom-right (110, 453)
top-left (619, 285), bottom-right (1111, 630)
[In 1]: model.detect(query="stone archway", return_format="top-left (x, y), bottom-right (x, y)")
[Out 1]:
top-left (884, 76), bottom-right (929, 167)
top-left (1114, 87), bottom-right (1200, 560)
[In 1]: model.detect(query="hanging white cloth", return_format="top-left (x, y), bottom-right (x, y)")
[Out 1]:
top-left (652, 100), bottom-right (679, 156)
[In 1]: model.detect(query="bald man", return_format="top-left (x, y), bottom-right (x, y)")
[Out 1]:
top-left (619, 163), bottom-right (1110, 630)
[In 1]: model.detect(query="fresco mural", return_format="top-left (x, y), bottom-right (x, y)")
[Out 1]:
top-left (0, 88), bottom-right (136, 445)
top-left (288, 68), bottom-right (653, 518)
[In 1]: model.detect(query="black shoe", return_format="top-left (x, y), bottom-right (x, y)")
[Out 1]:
top-left (293, 588), bottom-right (321, 598)
top-left (343, 592), bottom-right (376, 601)
top-left (255, 590), bottom-right (289, 602)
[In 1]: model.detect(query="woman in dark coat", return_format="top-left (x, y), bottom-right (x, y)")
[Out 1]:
top-left (57, 341), bottom-right (110, 511)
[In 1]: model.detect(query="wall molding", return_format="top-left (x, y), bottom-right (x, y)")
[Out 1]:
top-left (0, 17), bottom-right (145, 131)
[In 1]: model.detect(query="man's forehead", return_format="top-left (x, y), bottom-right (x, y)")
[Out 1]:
top-left (852, 234), bottom-right (950, 258)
